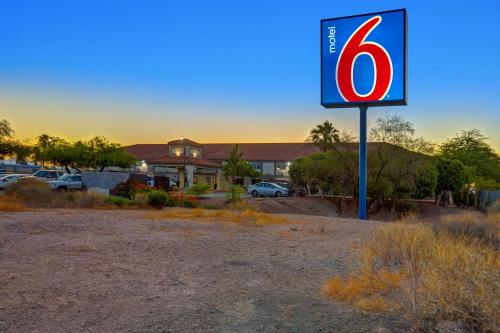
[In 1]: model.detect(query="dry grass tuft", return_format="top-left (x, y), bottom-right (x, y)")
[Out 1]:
top-left (145, 207), bottom-right (290, 226)
top-left (0, 199), bottom-right (27, 211)
top-left (322, 270), bottom-right (402, 304)
top-left (355, 295), bottom-right (392, 313)
top-left (323, 215), bottom-right (499, 332)
top-left (3, 178), bottom-right (109, 209)
top-left (434, 211), bottom-right (499, 249)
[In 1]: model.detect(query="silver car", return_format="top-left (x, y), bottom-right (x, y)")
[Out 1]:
top-left (48, 174), bottom-right (83, 191)
top-left (247, 182), bottom-right (290, 197)
top-left (32, 170), bottom-right (66, 181)
top-left (0, 174), bottom-right (27, 190)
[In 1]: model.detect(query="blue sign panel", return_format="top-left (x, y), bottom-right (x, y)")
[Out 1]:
top-left (321, 9), bottom-right (407, 108)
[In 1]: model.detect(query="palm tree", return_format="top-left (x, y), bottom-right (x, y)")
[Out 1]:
top-left (222, 145), bottom-right (244, 184)
top-left (307, 120), bottom-right (340, 152)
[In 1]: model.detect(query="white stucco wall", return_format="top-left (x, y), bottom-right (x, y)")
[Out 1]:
top-left (262, 162), bottom-right (274, 177)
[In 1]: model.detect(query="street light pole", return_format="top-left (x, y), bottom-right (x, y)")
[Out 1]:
top-left (181, 137), bottom-right (187, 189)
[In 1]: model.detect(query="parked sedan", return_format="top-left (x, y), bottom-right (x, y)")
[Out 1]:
top-left (247, 182), bottom-right (290, 197)
top-left (32, 170), bottom-right (66, 181)
top-left (48, 174), bottom-right (83, 191)
top-left (0, 174), bottom-right (27, 190)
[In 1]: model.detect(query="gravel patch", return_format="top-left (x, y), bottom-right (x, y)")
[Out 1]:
top-left (0, 209), bottom-right (408, 332)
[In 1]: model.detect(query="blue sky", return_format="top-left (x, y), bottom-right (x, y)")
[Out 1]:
top-left (0, 0), bottom-right (499, 148)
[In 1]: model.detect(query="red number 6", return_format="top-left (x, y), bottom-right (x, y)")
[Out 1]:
top-left (336, 16), bottom-right (393, 102)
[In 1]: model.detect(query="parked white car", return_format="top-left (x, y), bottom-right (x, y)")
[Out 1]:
top-left (0, 174), bottom-right (27, 190)
top-left (48, 174), bottom-right (83, 191)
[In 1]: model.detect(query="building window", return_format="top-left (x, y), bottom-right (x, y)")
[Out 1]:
top-left (190, 147), bottom-right (201, 158)
top-left (275, 162), bottom-right (290, 177)
top-left (250, 161), bottom-right (262, 171)
top-left (170, 147), bottom-right (185, 156)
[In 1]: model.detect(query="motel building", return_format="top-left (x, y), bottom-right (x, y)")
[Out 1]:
top-left (126, 138), bottom-right (320, 190)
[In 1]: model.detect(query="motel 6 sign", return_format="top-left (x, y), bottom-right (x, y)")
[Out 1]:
top-left (321, 9), bottom-right (407, 220)
top-left (321, 9), bottom-right (407, 108)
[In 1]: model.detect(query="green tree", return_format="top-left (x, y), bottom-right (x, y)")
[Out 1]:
top-left (436, 158), bottom-right (466, 206)
top-left (33, 134), bottom-right (135, 172)
top-left (368, 114), bottom-right (435, 200)
top-left (0, 119), bottom-right (16, 159)
top-left (369, 114), bottom-right (435, 155)
top-left (289, 157), bottom-right (308, 188)
top-left (77, 136), bottom-right (136, 171)
top-left (338, 129), bottom-right (357, 143)
top-left (34, 136), bottom-right (78, 172)
top-left (11, 141), bottom-right (33, 164)
top-left (0, 119), bottom-right (14, 138)
top-left (413, 163), bottom-right (438, 199)
top-left (289, 151), bottom-right (357, 198)
top-left (307, 120), bottom-right (340, 152)
top-left (439, 129), bottom-right (500, 182)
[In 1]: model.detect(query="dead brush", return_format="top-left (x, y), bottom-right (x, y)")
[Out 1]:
top-left (434, 211), bottom-right (499, 249)
top-left (322, 219), bottom-right (500, 332)
top-left (322, 269), bottom-right (402, 312)
top-left (3, 178), bottom-right (108, 209)
top-left (0, 197), bottom-right (27, 212)
top-left (145, 207), bottom-right (289, 226)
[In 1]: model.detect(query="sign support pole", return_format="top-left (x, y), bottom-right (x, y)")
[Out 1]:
top-left (359, 105), bottom-right (368, 219)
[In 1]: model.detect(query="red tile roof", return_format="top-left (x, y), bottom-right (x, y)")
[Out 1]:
top-left (126, 142), bottom-right (391, 165)
top-left (126, 144), bottom-right (169, 161)
top-left (202, 143), bottom-right (320, 161)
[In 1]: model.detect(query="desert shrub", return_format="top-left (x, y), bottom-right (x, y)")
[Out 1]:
top-left (5, 178), bottom-right (53, 204)
top-left (4, 179), bottom-right (108, 208)
top-left (0, 199), bottom-right (27, 211)
top-left (177, 195), bottom-right (198, 208)
top-left (434, 212), bottom-right (499, 249)
top-left (106, 195), bottom-right (137, 208)
top-left (377, 199), bottom-right (418, 219)
top-left (323, 220), bottom-right (499, 332)
top-left (230, 199), bottom-right (257, 212)
top-left (186, 183), bottom-right (210, 196)
top-left (132, 191), bottom-right (149, 208)
top-left (65, 191), bottom-right (107, 208)
top-left (147, 190), bottom-right (168, 208)
top-left (202, 203), bottom-right (220, 210)
top-left (226, 185), bottom-right (245, 203)
top-left (110, 180), bottom-right (148, 199)
top-left (168, 192), bottom-right (198, 208)
top-left (322, 270), bottom-right (402, 312)
top-left (165, 195), bottom-right (178, 207)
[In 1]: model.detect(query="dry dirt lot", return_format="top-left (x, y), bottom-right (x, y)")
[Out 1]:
top-left (0, 210), bottom-right (409, 333)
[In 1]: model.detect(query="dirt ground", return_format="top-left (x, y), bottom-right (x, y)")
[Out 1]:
top-left (203, 196), bottom-right (465, 221)
top-left (0, 209), bottom-right (410, 332)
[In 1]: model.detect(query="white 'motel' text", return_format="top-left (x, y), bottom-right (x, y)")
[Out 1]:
top-left (328, 26), bottom-right (336, 53)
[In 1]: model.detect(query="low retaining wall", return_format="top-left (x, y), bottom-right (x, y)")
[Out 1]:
top-left (81, 172), bottom-right (129, 191)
